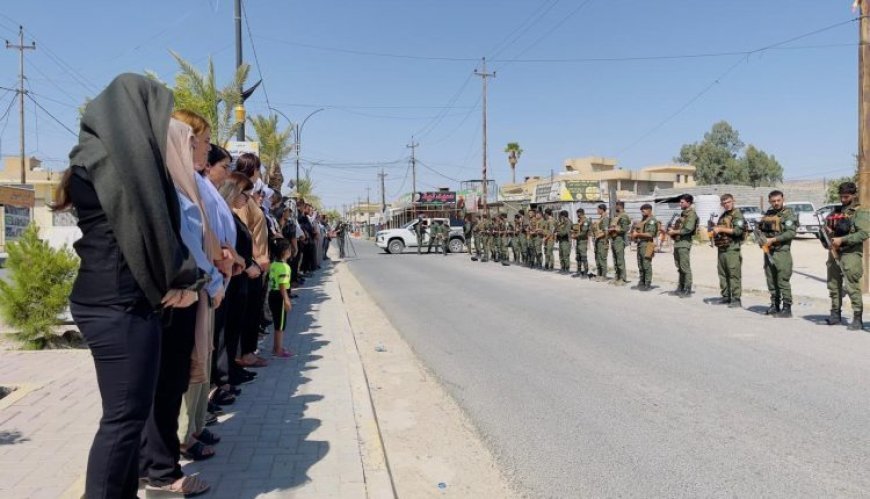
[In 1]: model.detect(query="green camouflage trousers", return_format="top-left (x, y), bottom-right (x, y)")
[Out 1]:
top-left (637, 242), bottom-right (653, 285)
top-left (544, 240), bottom-right (555, 269)
top-left (827, 252), bottom-right (863, 313)
top-left (673, 246), bottom-right (692, 291)
top-left (764, 249), bottom-right (793, 305)
top-left (717, 249), bottom-right (742, 299)
top-left (595, 238), bottom-right (609, 277)
top-left (610, 238), bottom-right (626, 281)
top-left (558, 239), bottom-right (571, 271)
top-left (575, 239), bottom-right (589, 274)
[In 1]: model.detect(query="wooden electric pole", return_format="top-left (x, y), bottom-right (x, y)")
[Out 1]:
top-left (5, 26), bottom-right (35, 185)
top-left (474, 58), bottom-right (495, 215)
top-left (859, 2), bottom-right (870, 292)
top-left (378, 169), bottom-right (388, 213)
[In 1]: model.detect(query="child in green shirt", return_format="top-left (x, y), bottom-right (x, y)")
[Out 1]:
top-left (268, 239), bottom-right (293, 358)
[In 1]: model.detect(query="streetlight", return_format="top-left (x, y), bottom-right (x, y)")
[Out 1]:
top-left (268, 106), bottom-right (325, 196)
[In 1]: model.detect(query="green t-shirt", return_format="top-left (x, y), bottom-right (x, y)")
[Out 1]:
top-left (269, 261), bottom-right (292, 291)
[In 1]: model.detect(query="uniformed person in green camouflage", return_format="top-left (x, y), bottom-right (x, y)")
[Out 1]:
top-left (498, 213), bottom-right (511, 266)
top-left (572, 208), bottom-right (591, 278)
top-left (823, 182), bottom-right (870, 330)
top-left (463, 213), bottom-right (474, 256)
top-left (711, 194), bottom-right (745, 308)
top-left (517, 210), bottom-right (528, 265)
top-left (531, 210), bottom-right (544, 268)
top-left (608, 201), bottom-right (631, 285)
top-left (631, 203), bottom-right (658, 291)
top-left (759, 190), bottom-right (797, 317)
top-left (480, 214), bottom-right (491, 262)
top-left (543, 209), bottom-right (557, 270)
top-left (667, 194), bottom-right (699, 297)
top-left (556, 210), bottom-right (572, 273)
top-left (511, 214), bottom-right (523, 263)
top-left (472, 214), bottom-right (483, 261)
top-left (593, 204), bottom-right (610, 281)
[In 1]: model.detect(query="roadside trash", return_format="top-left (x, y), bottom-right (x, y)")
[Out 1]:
top-left (375, 344), bottom-right (387, 352)
top-left (438, 482), bottom-right (447, 490)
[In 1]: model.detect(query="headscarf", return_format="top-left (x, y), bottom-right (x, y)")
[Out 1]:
top-left (68, 73), bottom-right (202, 308)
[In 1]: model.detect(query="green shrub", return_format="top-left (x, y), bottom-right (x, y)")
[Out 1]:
top-left (0, 224), bottom-right (78, 349)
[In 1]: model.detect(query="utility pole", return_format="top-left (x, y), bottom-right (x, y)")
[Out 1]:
top-left (474, 57), bottom-right (495, 215)
top-left (366, 187), bottom-right (371, 207)
top-left (6, 26), bottom-right (35, 185)
top-left (234, 0), bottom-right (245, 141)
top-left (407, 136), bottom-right (419, 195)
top-left (378, 169), bottom-right (388, 213)
top-left (859, 1), bottom-right (870, 292)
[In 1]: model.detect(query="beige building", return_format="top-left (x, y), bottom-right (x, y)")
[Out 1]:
top-left (348, 202), bottom-right (382, 224)
top-left (500, 156), bottom-right (696, 203)
top-left (0, 156), bottom-right (77, 253)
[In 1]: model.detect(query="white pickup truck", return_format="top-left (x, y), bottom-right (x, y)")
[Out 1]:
top-left (376, 218), bottom-right (466, 254)
top-left (784, 201), bottom-right (820, 235)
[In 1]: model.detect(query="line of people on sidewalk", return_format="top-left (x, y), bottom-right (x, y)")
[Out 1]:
top-left (55, 74), bottom-right (334, 498)
top-left (464, 183), bottom-right (870, 331)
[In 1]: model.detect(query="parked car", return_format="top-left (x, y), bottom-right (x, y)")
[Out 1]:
top-left (376, 218), bottom-right (466, 254)
top-left (784, 201), bottom-right (819, 235)
top-left (735, 205), bottom-right (763, 230)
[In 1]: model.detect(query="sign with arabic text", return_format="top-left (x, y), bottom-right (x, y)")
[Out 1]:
top-left (414, 191), bottom-right (456, 204)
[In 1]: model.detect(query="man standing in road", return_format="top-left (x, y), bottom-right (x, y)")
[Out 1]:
top-left (667, 194), bottom-right (699, 297)
top-left (436, 220), bottom-right (448, 255)
top-left (631, 203), bottom-right (658, 291)
top-left (472, 214), bottom-right (483, 261)
top-left (593, 204), bottom-right (610, 281)
top-left (823, 181), bottom-right (870, 330)
top-left (517, 210), bottom-right (528, 266)
top-left (759, 190), bottom-right (797, 317)
top-left (608, 201), bottom-right (631, 285)
top-left (415, 215), bottom-right (426, 255)
top-left (463, 213), bottom-right (474, 256)
top-left (480, 213), bottom-right (492, 263)
top-left (711, 194), bottom-right (745, 308)
top-left (530, 209), bottom-right (544, 268)
top-left (572, 208), bottom-right (592, 278)
top-left (511, 214), bottom-right (522, 264)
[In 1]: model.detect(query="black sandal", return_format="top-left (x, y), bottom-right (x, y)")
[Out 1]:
top-left (196, 428), bottom-right (221, 445)
top-left (211, 388), bottom-right (236, 406)
top-left (181, 441), bottom-right (215, 461)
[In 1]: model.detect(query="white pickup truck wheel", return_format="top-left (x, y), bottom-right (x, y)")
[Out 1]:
top-left (387, 239), bottom-right (405, 254)
top-left (448, 238), bottom-right (464, 254)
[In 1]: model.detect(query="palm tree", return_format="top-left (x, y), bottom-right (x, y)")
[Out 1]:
top-left (249, 114), bottom-right (294, 193)
top-left (295, 176), bottom-right (321, 209)
top-left (163, 51), bottom-right (250, 145)
top-left (505, 142), bottom-right (523, 184)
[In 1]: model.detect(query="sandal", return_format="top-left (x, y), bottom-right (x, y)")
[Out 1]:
top-left (181, 441), bottom-right (215, 461)
top-left (195, 428), bottom-right (221, 445)
top-left (204, 412), bottom-right (218, 427)
top-left (146, 475), bottom-right (210, 496)
top-left (273, 349), bottom-right (294, 358)
top-left (211, 388), bottom-right (236, 406)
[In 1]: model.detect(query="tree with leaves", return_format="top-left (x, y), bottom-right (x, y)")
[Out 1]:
top-left (676, 121), bottom-right (782, 186)
top-left (149, 51), bottom-right (250, 145)
top-left (295, 176), bottom-right (321, 209)
top-left (504, 142), bottom-right (523, 184)
top-left (0, 224), bottom-right (78, 349)
top-left (249, 114), bottom-right (294, 193)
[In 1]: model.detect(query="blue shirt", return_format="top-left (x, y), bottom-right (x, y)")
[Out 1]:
top-left (196, 173), bottom-right (236, 248)
top-left (177, 188), bottom-right (223, 299)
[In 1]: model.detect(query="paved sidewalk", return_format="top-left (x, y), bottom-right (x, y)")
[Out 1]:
top-left (0, 262), bottom-right (391, 499)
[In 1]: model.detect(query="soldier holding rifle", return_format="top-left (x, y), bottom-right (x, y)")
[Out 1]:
top-left (711, 194), bottom-right (745, 308)
top-left (821, 182), bottom-right (870, 330)
top-left (593, 204), bottom-right (610, 281)
top-left (572, 208), bottom-right (592, 278)
top-left (757, 190), bottom-right (797, 317)
top-left (667, 194), bottom-right (699, 297)
top-left (631, 203), bottom-right (659, 291)
top-left (608, 201), bottom-right (631, 285)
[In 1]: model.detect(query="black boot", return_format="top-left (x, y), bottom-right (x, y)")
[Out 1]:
top-left (847, 312), bottom-right (863, 331)
top-left (826, 310), bottom-right (842, 326)
top-left (775, 303), bottom-right (792, 318)
top-left (714, 297), bottom-right (730, 305)
top-left (765, 300), bottom-right (780, 316)
top-left (728, 298), bottom-right (742, 309)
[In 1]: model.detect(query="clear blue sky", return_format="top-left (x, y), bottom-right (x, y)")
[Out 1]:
top-left (0, 1), bottom-right (862, 209)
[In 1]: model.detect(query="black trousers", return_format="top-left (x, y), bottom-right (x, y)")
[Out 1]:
top-left (290, 252), bottom-right (302, 283)
top-left (241, 274), bottom-right (266, 355)
top-left (139, 305), bottom-right (197, 486)
top-left (71, 300), bottom-right (161, 499)
top-left (210, 297), bottom-right (229, 387)
top-left (224, 275), bottom-right (248, 385)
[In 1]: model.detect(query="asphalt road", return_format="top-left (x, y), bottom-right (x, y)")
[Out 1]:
top-left (346, 241), bottom-right (870, 498)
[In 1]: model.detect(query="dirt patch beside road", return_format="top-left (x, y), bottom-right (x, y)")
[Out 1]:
top-left (336, 263), bottom-right (516, 499)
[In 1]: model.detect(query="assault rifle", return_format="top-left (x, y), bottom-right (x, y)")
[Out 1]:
top-left (661, 213), bottom-right (679, 243)
top-left (706, 213), bottom-right (717, 248)
top-left (752, 223), bottom-right (776, 270)
top-left (816, 213), bottom-right (846, 274)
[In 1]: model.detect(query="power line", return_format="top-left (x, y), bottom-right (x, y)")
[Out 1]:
top-left (489, 0), bottom-right (562, 60)
top-left (414, 72), bottom-right (476, 139)
top-left (241, 0), bottom-right (271, 110)
top-left (255, 34), bottom-right (479, 62)
top-left (26, 93), bottom-right (77, 137)
top-left (417, 160), bottom-right (462, 183)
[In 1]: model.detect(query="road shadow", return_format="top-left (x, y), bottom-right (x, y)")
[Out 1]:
top-left (793, 270), bottom-right (826, 283)
top-left (746, 305), bottom-right (771, 316)
top-left (0, 430), bottom-right (29, 445)
top-left (178, 265), bottom-right (335, 497)
top-left (803, 314), bottom-right (840, 326)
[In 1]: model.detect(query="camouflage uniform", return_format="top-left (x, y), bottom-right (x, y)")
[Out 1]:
top-left (825, 201), bottom-right (870, 327)
top-left (713, 208), bottom-right (745, 305)
top-left (556, 214), bottom-right (572, 272)
top-left (608, 211), bottom-right (631, 283)
top-left (635, 216), bottom-right (659, 289)
top-left (593, 214), bottom-right (610, 279)
top-left (544, 215), bottom-right (557, 270)
top-left (673, 207), bottom-right (699, 295)
top-left (759, 207), bottom-right (797, 315)
top-left (572, 215), bottom-right (591, 277)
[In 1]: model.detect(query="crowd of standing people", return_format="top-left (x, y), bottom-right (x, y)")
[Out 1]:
top-left (56, 74), bottom-right (340, 498)
top-left (464, 184), bottom-right (870, 330)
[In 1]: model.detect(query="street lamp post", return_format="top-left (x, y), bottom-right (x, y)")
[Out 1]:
top-left (268, 106), bottom-right (325, 196)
